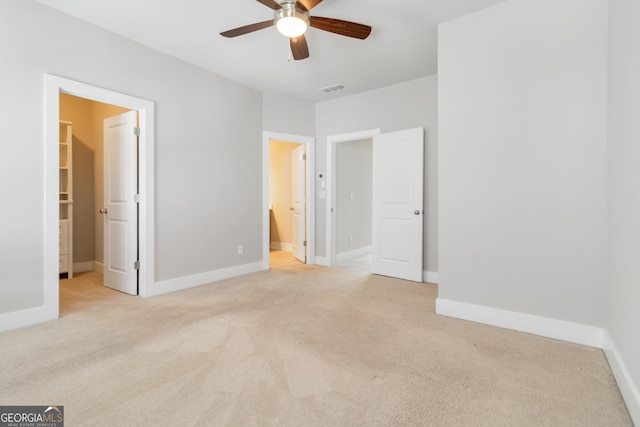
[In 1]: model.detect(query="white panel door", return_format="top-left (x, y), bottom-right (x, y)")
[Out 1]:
top-left (292, 144), bottom-right (306, 263)
top-left (372, 128), bottom-right (424, 282)
top-left (103, 111), bottom-right (138, 295)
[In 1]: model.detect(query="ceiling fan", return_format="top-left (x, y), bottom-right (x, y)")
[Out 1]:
top-left (220, 0), bottom-right (372, 60)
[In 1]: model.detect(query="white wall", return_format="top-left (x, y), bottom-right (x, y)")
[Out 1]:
top-left (0, 0), bottom-right (262, 317)
top-left (607, 0), bottom-right (640, 423)
top-left (315, 76), bottom-right (438, 274)
top-left (438, 0), bottom-right (607, 328)
top-left (0, 0), bottom-right (637, 417)
top-left (263, 93), bottom-right (315, 136)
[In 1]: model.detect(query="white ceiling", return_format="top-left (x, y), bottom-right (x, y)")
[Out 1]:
top-left (34, 0), bottom-right (508, 103)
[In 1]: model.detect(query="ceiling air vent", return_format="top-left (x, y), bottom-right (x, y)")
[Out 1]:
top-left (318, 83), bottom-right (347, 94)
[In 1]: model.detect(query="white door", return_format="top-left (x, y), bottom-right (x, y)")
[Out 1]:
top-left (292, 144), bottom-right (306, 263)
top-left (103, 111), bottom-right (138, 295)
top-left (372, 128), bottom-right (424, 282)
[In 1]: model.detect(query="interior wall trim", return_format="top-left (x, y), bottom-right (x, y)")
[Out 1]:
top-left (336, 246), bottom-right (372, 263)
top-left (152, 261), bottom-right (263, 297)
top-left (435, 298), bottom-right (604, 348)
top-left (423, 271), bottom-right (439, 284)
top-left (0, 306), bottom-right (52, 333)
top-left (604, 331), bottom-right (640, 425)
top-left (315, 256), bottom-right (330, 266)
top-left (73, 261), bottom-right (94, 273)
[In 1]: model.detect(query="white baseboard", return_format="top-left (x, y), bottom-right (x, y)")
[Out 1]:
top-left (315, 256), bottom-right (330, 266)
top-left (93, 262), bottom-right (104, 274)
top-left (435, 298), bottom-right (604, 348)
top-left (73, 261), bottom-right (94, 273)
top-left (72, 261), bottom-right (103, 274)
top-left (603, 331), bottom-right (640, 425)
top-left (336, 246), bottom-right (372, 263)
top-left (151, 261), bottom-right (263, 297)
top-left (423, 271), bottom-right (439, 284)
top-left (270, 242), bottom-right (293, 251)
top-left (435, 298), bottom-right (639, 421)
top-left (0, 305), bottom-right (57, 333)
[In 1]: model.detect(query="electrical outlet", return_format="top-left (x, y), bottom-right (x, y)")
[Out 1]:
top-left (237, 245), bottom-right (243, 255)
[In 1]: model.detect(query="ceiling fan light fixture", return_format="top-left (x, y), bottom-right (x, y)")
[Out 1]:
top-left (277, 16), bottom-right (307, 37)
top-left (275, 3), bottom-right (309, 38)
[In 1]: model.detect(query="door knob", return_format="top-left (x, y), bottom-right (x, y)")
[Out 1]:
top-left (414, 210), bottom-right (421, 215)
top-left (100, 208), bottom-right (108, 214)
top-left (290, 208), bottom-right (294, 211)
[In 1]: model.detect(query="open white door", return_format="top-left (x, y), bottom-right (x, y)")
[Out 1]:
top-left (372, 128), bottom-right (424, 282)
top-left (103, 111), bottom-right (138, 295)
top-left (292, 144), bottom-right (307, 263)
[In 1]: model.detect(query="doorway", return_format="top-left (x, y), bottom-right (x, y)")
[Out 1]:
top-left (262, 132), bottom-right (315, 269)
top-left (58, 94), bottom-right (130, 279)
top-left (334, 138), bottom-right (374, 266)
top-left (326, 129), bottom-right (380, 266)
top-left (45, 74), bottom-right (155, 322)
top-left (269, 140), bottom-right (305, 264)
top-left (327, 128), bottom-right (425, 282)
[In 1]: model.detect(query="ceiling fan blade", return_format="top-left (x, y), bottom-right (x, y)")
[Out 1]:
top-left (220, 20), bottom-right (274, 38)
top-left (256, 0), bottom-right (282, 10)
top-left (296, 0), bottom-right (323, 11)
top-left (310, 16), bottom-right (372, 39)
top-left (290, 35), bottom-right (310, 60)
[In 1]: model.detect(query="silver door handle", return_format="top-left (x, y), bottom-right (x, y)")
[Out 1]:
top-left (100, 208), bottom-right (108, 214)
top-left (414, 210), bottom-right (421, 215)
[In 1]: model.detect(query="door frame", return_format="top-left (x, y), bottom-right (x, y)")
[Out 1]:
top-left (262, 131), bottom-right (315, 269)
top-left (326, 128), bottom-right (380, 266)
top-left (45, 74), bottom-right (155, 317)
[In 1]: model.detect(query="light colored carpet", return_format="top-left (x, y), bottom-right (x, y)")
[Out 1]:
top-left (0, 251), bottom-right (632, 426)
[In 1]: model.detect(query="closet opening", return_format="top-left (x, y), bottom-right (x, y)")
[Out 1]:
top-left (44, 74), bottom-right (155, 322)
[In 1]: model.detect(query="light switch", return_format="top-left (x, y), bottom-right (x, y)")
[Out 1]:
top-left (319, 191), bottom-right (326, 199)
top-left (349, 192), bottom-right (355, 200)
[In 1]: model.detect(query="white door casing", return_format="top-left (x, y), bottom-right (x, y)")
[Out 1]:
top-left (4, 74), bottom-right (155, 334)
top-left (292, 144), bottom-right (306, 263)
top-left (372, 128), bottom-right (424, 282)
top-left (103, 111), bottom-right (138, 295)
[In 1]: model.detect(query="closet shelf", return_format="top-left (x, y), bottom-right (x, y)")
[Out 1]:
top-left (59, 120), bottom-right (73, 278)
